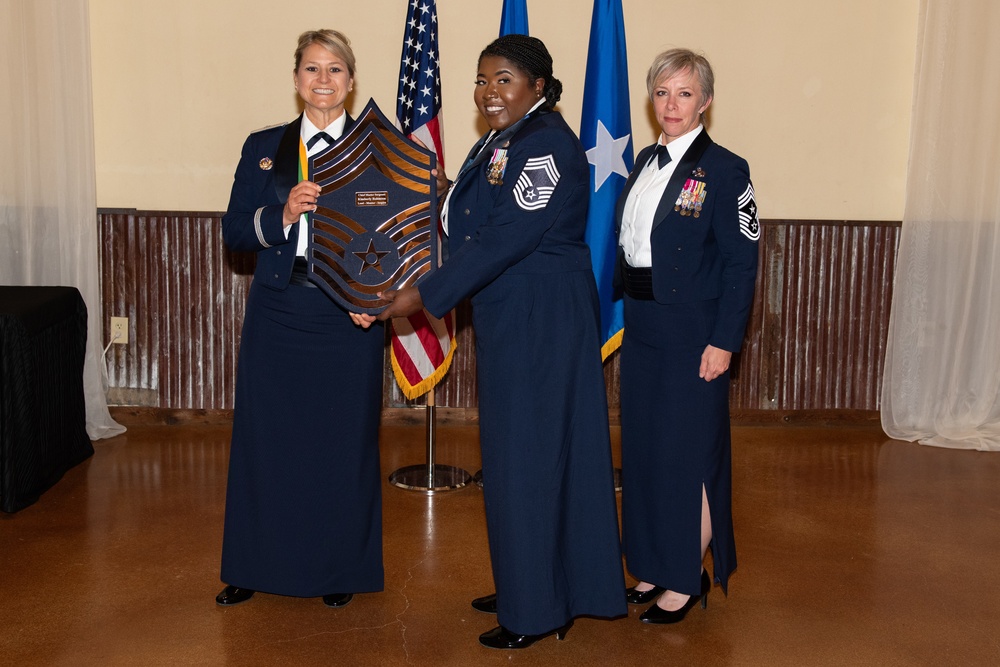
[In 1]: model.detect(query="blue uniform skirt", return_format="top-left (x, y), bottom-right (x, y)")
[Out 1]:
top-left (620, 295), bottom-right (736, 595)
top-left (472, 271), bottom-right (627, 635)
top-left (220, 280), bottom-right (385, 597)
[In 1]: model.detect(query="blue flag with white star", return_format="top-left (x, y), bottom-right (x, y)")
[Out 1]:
top-left (499, 0), bottom-right (529, 35)
top-left (581, 0), bottom-right (633, 359)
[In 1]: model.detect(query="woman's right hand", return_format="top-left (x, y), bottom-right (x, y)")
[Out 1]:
top-left (283, 180), bottom-right (323, 227)
top-left (376, 286), bottom-right (424, 320)
top-left (432, 166), bottom-right (450, 195)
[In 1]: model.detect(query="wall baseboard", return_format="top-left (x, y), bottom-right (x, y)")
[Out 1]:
top-left (106, 406), bottom-right (881, 430)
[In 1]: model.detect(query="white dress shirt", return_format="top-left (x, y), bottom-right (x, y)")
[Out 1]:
top-left (619, 125), bottom-right (703, 268)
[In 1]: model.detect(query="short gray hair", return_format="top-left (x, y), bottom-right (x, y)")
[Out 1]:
top-left (645, 48), bottom-right (714, 103)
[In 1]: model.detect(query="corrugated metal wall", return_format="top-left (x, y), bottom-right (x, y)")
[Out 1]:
top-left (100, 210), bottom-right (252, 409)
top-left (732, 221), bottom-right (899, 411)
top-left (99, 211), bottom-right (899, 413)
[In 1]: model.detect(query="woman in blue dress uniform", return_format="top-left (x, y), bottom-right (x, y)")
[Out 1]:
top-left (615, 48), bottom-right (759, 624)
top-left (379, 35), bottom-right (626, 649)
top-left (216, 29), bottom-right (384, 608)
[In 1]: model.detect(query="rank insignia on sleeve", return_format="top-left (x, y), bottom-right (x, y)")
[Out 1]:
top-left (513, 154), bottom-right (560, 211)
top-left (675, 178), bottom-right (707, 217)
top-left (738, 181), bottom-right (761, 240)
top-left (259, 157), bottom-right (273, 171)
top-left (486, 148), bottom-right (508, 186)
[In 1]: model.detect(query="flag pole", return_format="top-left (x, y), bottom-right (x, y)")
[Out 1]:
top-left (387, 0), bottom-right (468, 493)
top-left (581, 0), bottom-right (632, 492)
top-left (389, 387), bottom-right (472, 492)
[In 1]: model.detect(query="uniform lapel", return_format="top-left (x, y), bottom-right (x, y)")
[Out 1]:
top-left (651, 130), bottom-right (713, 232)
top-left (273, 115), bottom-right (303, 203)
top-left (274, 113), bottom-right (355, 199)
top-left (455, 132), bottom-right (492, 181)
top-left (454, 110), bottom-right (540, 186)
top-left (615, 144), bottom-right (656, 232)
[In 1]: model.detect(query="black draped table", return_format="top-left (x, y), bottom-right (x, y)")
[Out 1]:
top-left (0, 286), bottom-right (93, 512)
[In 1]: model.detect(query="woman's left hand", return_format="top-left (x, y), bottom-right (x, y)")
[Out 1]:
top-left (376, 286), bottom-right (424, 320)
top-left (348, 312), bottom-right (377, 329)
top-left (699, 345), bottom-right (732, 382)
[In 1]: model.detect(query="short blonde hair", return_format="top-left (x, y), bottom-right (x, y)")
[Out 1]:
top-left (646, 48), bottom-right (714, 103)
top-left (294, 29), bottom-right (356, 77)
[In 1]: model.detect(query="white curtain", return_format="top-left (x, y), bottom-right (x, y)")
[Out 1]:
top-left (0, 0), bottom-right (124, 439)
top-left (881, 0), bottom-right (1000, 451)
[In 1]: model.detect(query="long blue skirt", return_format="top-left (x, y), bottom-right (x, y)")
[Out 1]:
top-left (220, 281), bottom-right (385, 597)
top-left (620, 295), bottom-right (736, 595)
top-left (473, 271), bottom-right (627, 635)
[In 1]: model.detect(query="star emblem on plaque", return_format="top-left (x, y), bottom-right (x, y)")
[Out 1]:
top-left (306, 98), bottom-right (438, 314)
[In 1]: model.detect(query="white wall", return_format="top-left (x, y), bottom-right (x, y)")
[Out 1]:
top-left (90, 0), bottom-right (918, 220)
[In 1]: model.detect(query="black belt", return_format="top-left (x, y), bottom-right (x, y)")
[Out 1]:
top-left (289, 257), bottom-right (317, 288)
top-left (621, 261), bottom-right (654, 300)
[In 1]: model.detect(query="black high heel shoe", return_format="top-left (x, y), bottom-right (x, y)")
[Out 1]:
top-left (322, 593), bottom-right (354, 608)
top-left (478, 621), bottom-right (573, 649)
top-left (471, 593), bottom-right (497, 614)
top-left (215, 585), bottom-right (255, 606)
top-left (639, 570), bottom-right (710, 625)
top-left (626, 584), bottom-right (666, 605)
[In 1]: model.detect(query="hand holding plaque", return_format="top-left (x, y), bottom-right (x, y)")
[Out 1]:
top-left (376, 285), bottom-right (425, 321)
top-left (306, 99), bottom-right (438, 315)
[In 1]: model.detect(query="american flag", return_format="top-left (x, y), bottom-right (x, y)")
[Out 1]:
top-left (391, 0), bottom-right (455, 399)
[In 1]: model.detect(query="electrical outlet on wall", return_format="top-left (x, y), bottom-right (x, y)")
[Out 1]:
top-left (110, 317), bottom-right (129, 344)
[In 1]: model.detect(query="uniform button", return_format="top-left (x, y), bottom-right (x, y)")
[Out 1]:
top-left (276, 250), bottom-right (281, 255)
top-left (464, 235), bottom-right (471, 241)
top-left (673, 266), bottom-right (679, 271)
top-left (274, 274), bottom-right (279, 279)
top-left (464, 208), bottom-right (471, 215)
top-left (672, 288), bottom-right (677, 293)
top-left (677, 247), bottom-right (683, 251)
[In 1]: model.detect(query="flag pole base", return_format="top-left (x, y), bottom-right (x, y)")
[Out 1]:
top-left (389, 464), bottom-right (472, 492)
top-left (389, 398), bottom-right (471, 492)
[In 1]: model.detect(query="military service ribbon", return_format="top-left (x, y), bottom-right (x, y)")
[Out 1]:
top-left (675, 178), bottom-right (707, 217)
top-left (486, 147), bottom-right (508, 186)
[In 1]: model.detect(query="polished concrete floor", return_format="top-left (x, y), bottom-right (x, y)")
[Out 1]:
top-left (2, 417), bottom-right (999, 666)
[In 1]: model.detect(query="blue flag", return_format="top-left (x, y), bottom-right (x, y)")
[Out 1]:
top-left (581, 0), bottom-right (633, 360)
top-left (499, 0), bottom-right (529, 35)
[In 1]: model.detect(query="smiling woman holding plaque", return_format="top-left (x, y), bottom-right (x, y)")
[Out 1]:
top-left (216, 29), bottom-right (384, 609)
top-left (379, 34), bottom-right (626, 649)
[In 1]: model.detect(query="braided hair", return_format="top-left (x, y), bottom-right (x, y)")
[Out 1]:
top-left (479, 34), bottom-right (562, 108)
